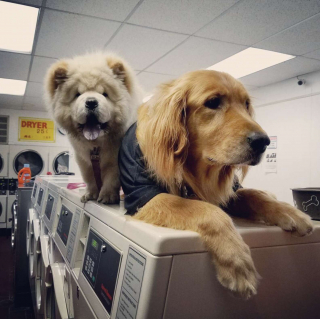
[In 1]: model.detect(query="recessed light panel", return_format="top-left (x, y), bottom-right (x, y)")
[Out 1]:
top-left (0, 78), bottom-right (27, 95)
top-left (0, 2), bottom-right (39, 53)
top-left (207, 48), bottom-right (295, 78)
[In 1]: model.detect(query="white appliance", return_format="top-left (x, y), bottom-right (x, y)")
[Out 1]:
top-left (7, 178), bottom-right (17, 229)
top-left (9, 145), bottom-right (49, 178)
top-left (0, 197), bottom-right (7, 228)
top-left (49, 147), bottom-right (70, 175)
top-left (0, 180), bottom-right (7, 228)
top-left (0, 145), bottom-right (9, 177)
top-left (32, 177), bottom-right (320, 319)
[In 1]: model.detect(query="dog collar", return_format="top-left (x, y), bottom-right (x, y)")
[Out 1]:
top-left (90, 147), bottom-right (103, 191)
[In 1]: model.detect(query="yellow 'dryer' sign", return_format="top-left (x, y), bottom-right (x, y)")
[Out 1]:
top-left (18, 117), bottom-right (56, 142)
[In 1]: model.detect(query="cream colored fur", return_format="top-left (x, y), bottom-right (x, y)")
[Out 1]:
top-left (45, 52), bottom-right (143, 203)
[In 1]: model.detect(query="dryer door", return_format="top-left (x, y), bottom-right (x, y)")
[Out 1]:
top-left (53, 152), bottom-right (69, 174)
top-left (14, 150), bottom-right (44, 176)
top-left (0, 155), bottom-right (4, 175)
top-left (0, 197), bottom-right (5, 223)
top-left (47, 263), bottom-right (69, 319)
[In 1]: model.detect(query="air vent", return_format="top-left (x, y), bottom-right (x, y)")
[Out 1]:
top-left (0, 116), bottom-right (9, 144)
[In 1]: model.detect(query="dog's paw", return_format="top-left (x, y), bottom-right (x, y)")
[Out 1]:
top-left (97, 191), bottom-right (120, 205)
top-left (81, 191), bottom-right (98, 203)
top-left (215, 242), bottom-right (259, 299)
top-left (274, 204), bottom-right (313, 237)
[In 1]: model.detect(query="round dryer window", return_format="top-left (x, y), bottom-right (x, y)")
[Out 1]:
top-left (14, 150), bottom-right (44, 176)
top-left (53, 152), bottom-right (69, 174)
top-left (0, 155), bottom-right (3, 174)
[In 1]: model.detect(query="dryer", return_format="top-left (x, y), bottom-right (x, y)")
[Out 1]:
top-left (49, 147), bottom-right (70, 175)
top-left (9, 145), bottom-right (49, 178)
top-left (0, 145), bottom-right (9, 177)
top-left (0, 177), bottom-right (7, 229)
top-left (7, 178), bottom-right (17, 229)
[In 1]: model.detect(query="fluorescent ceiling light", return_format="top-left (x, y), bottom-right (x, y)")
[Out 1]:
top-left (0, 78), bottom-right (27, 95)
top-left (207, 48), bottom-right (295, 79)
top-left (0, 2), bottom-right (39, 53)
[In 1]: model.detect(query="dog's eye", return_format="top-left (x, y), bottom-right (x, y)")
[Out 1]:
top-left (246, 100), bottom-right (250, 109)
top-left (102, 92), bottom-right (108, 98)
top-left (204, 97), bottom-right (221, 110)
top-left (75, 93), bottom-right (81, 99)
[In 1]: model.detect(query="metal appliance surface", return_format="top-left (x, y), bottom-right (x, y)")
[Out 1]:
top-left (14, 182), bottom-right (33, 308)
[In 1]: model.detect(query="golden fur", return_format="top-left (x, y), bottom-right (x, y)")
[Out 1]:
top-left (45, 52), bottom-right (143, 203)
top-left (133, 70), bottom-right (313, 299)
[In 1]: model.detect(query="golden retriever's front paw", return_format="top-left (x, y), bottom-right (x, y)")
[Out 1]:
top-left (97, 191), bottom-right (120, 205)
top-left (215, 243), bottom-right (259, 299)
top-left (81, 191), bottom-right (98, 203)
top-left (277, 205), bottom-right (313, 237)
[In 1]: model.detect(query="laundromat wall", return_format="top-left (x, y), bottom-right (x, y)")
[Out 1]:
top-left (0, 108), bottom-right (81, 176)
top-left (243, 69), bottom-right (320, 205)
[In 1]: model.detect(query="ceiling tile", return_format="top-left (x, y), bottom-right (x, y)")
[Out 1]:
top-left (0, 94), bottom-right (23, 109)
top-left (196, 0), bottom-right (320, 46)
top-left (0, 51), bottom-right (31, 80)
top-left (35, 9), bottom-right (121, 58)
top-left (45, 0), bottom-right (139, 22)
top-left (107, 24), bottom-right (188, 70)
top-left (255, 14), bottom-right (320, 55)
top-left (240, 57), bottom-right (320, 87)
top-left (147, 36), bottom-right (246, 75)
top-left (128, 0), bottom-right (239, 34)
top-left (137, 72), bottom-right (175, 93)
top-left (304, 49), bottom-right (320, 60)
top-left (25, 82), bottom-right (44, 97)
top-left (14, 0), bottom-right (43, 6)
top-left (29, 56), bottom-right (57, 82)
top-left (23, 96), bottom-right (46, 110)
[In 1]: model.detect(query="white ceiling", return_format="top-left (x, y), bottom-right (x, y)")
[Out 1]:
top-left (1, 0), bottom-right (320, 110)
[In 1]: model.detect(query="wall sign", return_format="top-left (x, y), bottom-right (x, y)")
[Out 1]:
top-left (18, 117), bottom-right (56, 142)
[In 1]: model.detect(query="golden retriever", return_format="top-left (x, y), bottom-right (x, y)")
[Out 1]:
top-left (45, 53), bottom-right (143, 204)
top-left (119, 70), bottom-right (313, 299)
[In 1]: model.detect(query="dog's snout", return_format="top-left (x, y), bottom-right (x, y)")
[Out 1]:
top-left (247, 132), bottom-right (270, 153)
top-left (85, 99), bottom-right (98, 111)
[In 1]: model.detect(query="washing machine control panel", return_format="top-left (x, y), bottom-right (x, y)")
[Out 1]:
top-left (8, 179), bottom-right (17, 195)
top-left (83, 230), bottom-right (121, 315)
top-left (0, 178), bottom-right (7, 195)
top-left (37, 187), bottom-right (44, 207)
top-left (44, 194), bottom-right (54, 221)
top-left (57, 205), bottom-right (73, 246)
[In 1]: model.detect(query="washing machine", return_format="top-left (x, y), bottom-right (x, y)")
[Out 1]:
top-left (75, 201), bottom-right (320, 319)
top-left (0, 145), bottom-right (9, 177)
top-left (49, 147), bottom-right (70, 175)
top-left (9, 145), bottom-right (49, 178)
top-left (0, 178), bottom-right (7, 229)
top-left (7, 178), bottom-right (17, 229)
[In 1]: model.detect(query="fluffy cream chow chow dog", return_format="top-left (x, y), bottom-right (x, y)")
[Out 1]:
top-left (45, 52), bottom-right (143, 204)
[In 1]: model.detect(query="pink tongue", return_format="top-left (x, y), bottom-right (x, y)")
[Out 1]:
top-left (83, 124), bottom-right (101, 140)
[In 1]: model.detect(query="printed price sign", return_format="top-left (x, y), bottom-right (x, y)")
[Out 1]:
top-left (18, 117), bottom-right (56, 142)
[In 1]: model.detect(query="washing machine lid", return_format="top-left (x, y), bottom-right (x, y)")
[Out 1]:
top-left (53, 152), bottom-right (69, 174)
top-left (40, 235), bottom-right (50, 268)
top-left (14, 150), bottom-right (44, 176)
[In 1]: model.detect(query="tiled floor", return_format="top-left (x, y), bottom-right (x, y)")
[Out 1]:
top-left (0, 230), bottom-right (34, 319)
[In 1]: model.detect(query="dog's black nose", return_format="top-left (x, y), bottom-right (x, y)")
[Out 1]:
top-left (85, 99), bottom-right (98, 110)
top-left (247, 132), bottom-right (270, 153)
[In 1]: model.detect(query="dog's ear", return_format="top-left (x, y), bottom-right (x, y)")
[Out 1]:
top-left (140, 81), bottom-right (189, 190)
top-left (45, 60), bottom-right (68, 99)
top-left (107, 56), bottom-right (133, 94)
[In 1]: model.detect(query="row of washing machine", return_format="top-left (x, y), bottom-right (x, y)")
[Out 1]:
top-left (0, 177), bottom-right (18, 229)
top-left (28, 175), bottom-right (320, 319)
top-left (0, 145), bottom-right (71, 178)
